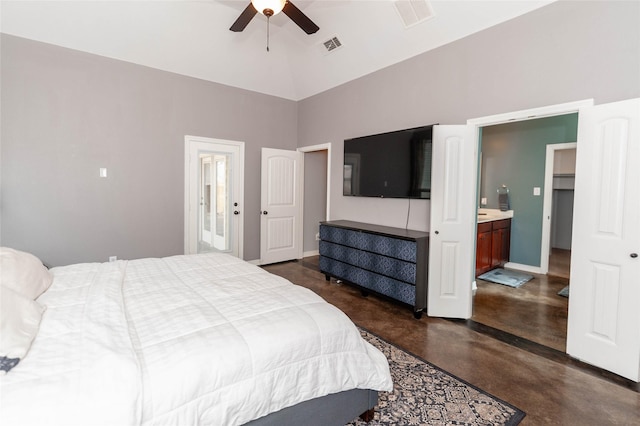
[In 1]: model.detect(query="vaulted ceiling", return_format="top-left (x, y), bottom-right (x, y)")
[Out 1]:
top-left (1, 1), bottom-right (554, 100)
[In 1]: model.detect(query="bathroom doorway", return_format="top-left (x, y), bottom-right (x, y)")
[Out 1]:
top-left (473, 114), bottom-right (578, 351)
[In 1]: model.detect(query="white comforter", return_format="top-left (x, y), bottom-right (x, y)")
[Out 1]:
top-left (0, 253), bottom-right (392, 426)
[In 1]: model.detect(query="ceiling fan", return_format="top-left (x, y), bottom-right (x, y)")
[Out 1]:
top-left (230, 0), bottom-right (320, 35)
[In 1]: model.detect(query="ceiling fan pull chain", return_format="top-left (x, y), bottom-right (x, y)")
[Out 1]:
top-left (266, 16), bottom-right (270, 52)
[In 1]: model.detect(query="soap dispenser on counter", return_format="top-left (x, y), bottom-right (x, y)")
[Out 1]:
top-left (498, 184), bottom-right (510, 211)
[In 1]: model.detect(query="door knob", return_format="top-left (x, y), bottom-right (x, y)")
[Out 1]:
top-left (631, 253), bottom-right (638, 258)
top-left (263, 211), bottom-right (268, 215)
top-left (234, 211), bottom-right (240, 215)
top-left (434, 230), bottom-right (439, 235)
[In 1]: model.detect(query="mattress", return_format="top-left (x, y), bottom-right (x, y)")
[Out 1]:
top-left (0, 253), bottom-right (392, 425)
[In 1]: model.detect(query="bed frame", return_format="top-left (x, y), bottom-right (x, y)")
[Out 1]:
top-left (245, 389), bottom-right (377, 425)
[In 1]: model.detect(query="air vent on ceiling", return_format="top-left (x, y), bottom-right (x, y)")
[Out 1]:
top-left (394, 0), bottom-right (435, 28)
top-left (322, 36), bottom-right (343, 53)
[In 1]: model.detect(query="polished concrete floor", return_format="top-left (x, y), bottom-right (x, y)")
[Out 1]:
top-left (263, 257), bottom-right (640, 425)
top-left (473, 271), bottom-right (568, 352)
top-left (548, 248), bottom-right (571, 280)
top-left (473, 248), bottom-right (570, 352)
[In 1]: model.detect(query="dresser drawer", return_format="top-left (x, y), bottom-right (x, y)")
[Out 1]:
top-left (320, 241), bottom-right (417, 284)
top-left (359, 251), bottom-right (416, 284)
top-left (319, 240), bottom-right (359, 266)
top-left (319, 225), bottom-right (360, 248)
top-left (320, 225), bottom-right (417, 262)
top-left (319, 257), bottom-right (416, 306)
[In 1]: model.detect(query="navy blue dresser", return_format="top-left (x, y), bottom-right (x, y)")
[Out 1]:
top-left (319, 220), bottom-right (429, 318)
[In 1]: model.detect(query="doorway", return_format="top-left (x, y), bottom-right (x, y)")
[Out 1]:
top-left (546, 145), bottom-right (576, 279)
top-left (470, 104), bottom-right (586, 351)
top-left (258, 144), bottom-right (331, 265)
top-left (466, 98), bottom-right (640, 381)
top-left (298, 143), bottom-right (331, 257)
top-left (184, 136), bottom-right (244, 258)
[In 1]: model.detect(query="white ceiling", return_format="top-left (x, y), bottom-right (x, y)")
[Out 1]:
top-left (1, 0), bottom-right (555, 100)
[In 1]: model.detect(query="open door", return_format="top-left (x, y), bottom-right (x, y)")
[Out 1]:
top-left (428, 125), bottom-right (477, 318)
top-left (567, 98), bottom-right (640, 381)
top-left (260, 148), bottom-right (304, 265)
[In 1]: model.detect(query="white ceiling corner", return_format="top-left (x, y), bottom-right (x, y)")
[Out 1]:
top-left (0, 0), bottom-right (556, 101)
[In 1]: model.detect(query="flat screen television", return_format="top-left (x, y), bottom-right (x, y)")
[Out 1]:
top-left (343, 125), bottom-right (434, 199)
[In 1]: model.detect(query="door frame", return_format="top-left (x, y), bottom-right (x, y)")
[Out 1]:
top-left (446, 101), bottom-right (591, 318)
top-left (184, 135), bottom-right (245, 258)
top-left (298, 143), bottom-right (332, 257)
top-left (467, 100), bottom-right (593, 129)
top-left (540, 142), bottom-right (577, 274)
top-left (467, 99), bottom-right (593, 272)
top-left (297, 143), bottom-right (332, 222)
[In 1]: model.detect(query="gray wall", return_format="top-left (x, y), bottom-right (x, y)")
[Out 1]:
top-left (1, 35), bottom-right (298, 266)
top-left (480, 114), bottom-right (579, 267)
top-left (2, 1), bottom-right (639, 267)
top-left (297, 1), bottom-right (640, 232)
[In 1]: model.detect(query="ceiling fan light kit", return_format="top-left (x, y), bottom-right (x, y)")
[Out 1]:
top-left (230, 0), bottom-right (320, 51)
top-left (251, 0), bottom-right (286, 17)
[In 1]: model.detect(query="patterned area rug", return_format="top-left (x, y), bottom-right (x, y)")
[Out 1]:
top-left (349, 329), bottom-right (526, 426)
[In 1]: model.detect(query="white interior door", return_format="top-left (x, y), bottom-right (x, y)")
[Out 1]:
top-left (185, 136), bottom-right (244, 258)
top-left (567, 98), bottom-right (640, 381)
top-left (260, 148), bottom-right (303, 265)
top-left (428, 125), bottom-right (477, 318)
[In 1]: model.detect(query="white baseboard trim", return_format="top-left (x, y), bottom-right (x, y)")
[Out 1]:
top-left (504, 262), bottom-right (543, 275)
top-left (247, 259), bottom-right (261, 265)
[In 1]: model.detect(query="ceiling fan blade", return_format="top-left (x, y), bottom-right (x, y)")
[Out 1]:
top-left (230, 3), bottom-right (258, 32)
top-left (282, 1), bottom-right (319, 35)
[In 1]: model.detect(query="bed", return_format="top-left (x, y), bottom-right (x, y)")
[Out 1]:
top-left (0, 248), bottom-right (393, 425)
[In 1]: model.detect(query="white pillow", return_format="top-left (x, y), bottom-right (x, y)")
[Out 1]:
top-left (0, 247), bottom-right (53, 299)
top-left (0, 285), bottom-right (46, 373)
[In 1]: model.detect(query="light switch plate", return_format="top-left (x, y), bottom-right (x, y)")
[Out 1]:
top-left (99, 168), bottom-right (108, 178)
top-left (533, 187), bottom-right (541, 196)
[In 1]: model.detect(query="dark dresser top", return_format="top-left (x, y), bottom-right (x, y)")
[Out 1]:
top-left (320, 220), bottom-right (429, 241)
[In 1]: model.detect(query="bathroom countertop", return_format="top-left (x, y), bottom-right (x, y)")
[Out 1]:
top-left (477, 208), bottom-right (514, 223)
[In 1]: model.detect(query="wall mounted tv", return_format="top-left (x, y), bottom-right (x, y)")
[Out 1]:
top-left (343, 124), bottom-right (434, 199)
